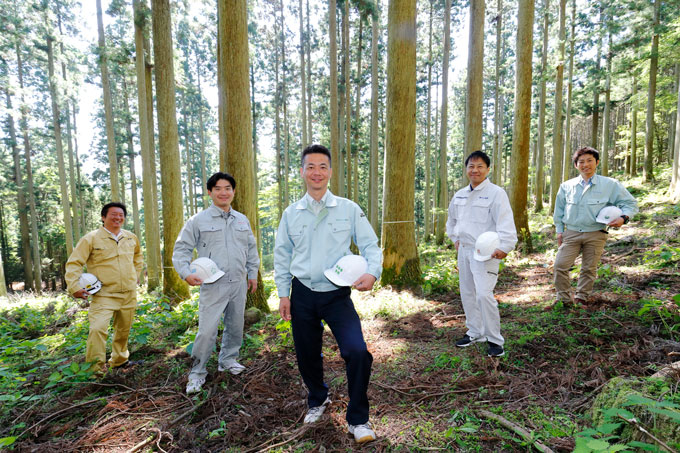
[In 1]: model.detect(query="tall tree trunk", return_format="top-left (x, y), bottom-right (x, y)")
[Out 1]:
top-left (279, 0), bottom-right (290, 206)
top-left (424, 0), bottom-right (434, 238)
top-left (601, 30), bottom-right (612, 176)
top-left (436, 0), bottom-right (452, 244)
top-left (198, 53), bottom-right (208, 208)
top-left (562, 0), bottom-right (576, 183)
top-left (631, 75), bottom-right (638, 177)
top-left (0, 245), bottom-right (6, 296)
top-left (274, 21), bottom-right (283, 219)
top-left (509, 0), bottom-right (534, 248)
top-left (462, 0), bottom-right (485, 184)
top-left (353, 15), bottom-right (364, 205)
top-left (343, 0), bottom-right (352, 200)
top-left (6, 90), bottom-right (34, 290)
top-left (534, 0), bottom-right (549, 212)
top-left (218, 0), bottom-right (268, 312)
top-left (670, 63), bottom-right (680, 201)
top-left (492, 0), bottom-right (503, 186)
top-left (382, 0), bottom-right (421, 287)
top-left (144, 32), bottom-right (161, 280)
top-left (299, 0), bottom-right (307, 148)
top-left (591, 5), bottom-right (603, 149)
top-left (17, 43), bottom-right (42, 292)
top-left (151, 0), bottom-right (190, 301)
top-left (96, 0), bottom-right (121, 201)
top-left (122, 75), bottom-right (142, 240)
top-left (133, 0), bottom-right (161, 290)
top-left (329, 0), bottom-right (340, 192)
top-left (47, 36), bottom-right (74, 257)
top-left (549, 0), bottom-right (566, 214)
top-left (369, 6), bottom-right (380, 233)
top-left (643, 0), bottom-right (660, 182)
top-left (306, 0), bottom-right (313, 143)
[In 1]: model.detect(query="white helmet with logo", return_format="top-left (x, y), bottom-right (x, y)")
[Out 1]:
top-left (474, 231), bottom-right (501, 262)
top-left (324, 255), bottom-right (368, 287)
top-left (79, 273), bottom-right (102, 295)
top-left (596, 205), bottom-right (623, 224)
top-left (189, 257), bottom-right (225, 284)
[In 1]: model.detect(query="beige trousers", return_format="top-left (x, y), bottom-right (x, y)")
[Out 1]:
top-left (86, 291), bottom-right (137, 371)
top-left (554, 229), bottom-right (607, 302)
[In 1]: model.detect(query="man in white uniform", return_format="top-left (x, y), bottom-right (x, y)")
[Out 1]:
top-left (446, 151), bottom-right (517, 357)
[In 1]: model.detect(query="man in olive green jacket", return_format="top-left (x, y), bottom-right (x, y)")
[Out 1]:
top-left (65, 202), bottom-right (143, 373)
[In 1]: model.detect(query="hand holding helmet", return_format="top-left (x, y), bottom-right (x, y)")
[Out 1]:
top-left (74, 273), bottom-right (102, 299)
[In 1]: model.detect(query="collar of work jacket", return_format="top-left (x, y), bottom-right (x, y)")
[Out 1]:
top-left (297, 190), bottom-right (336, 210)
top-left (208, 203), bottom-right (233, 219)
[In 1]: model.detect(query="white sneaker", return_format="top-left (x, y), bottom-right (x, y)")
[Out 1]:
top-left (218, 360), bottom-right (246, 375)
top-left (348, 423), bottom-right (376, 443)
top-left (303, 397), bottom-right (331, 424)
top-left (186, 378), bottom-right (204, 394)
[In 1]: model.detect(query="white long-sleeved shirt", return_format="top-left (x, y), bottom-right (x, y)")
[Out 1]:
top-left (446, 178), bottom-right (518, 253)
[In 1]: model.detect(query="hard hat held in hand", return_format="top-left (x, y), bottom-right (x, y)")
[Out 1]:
top-left (596, 205), bottom-right (623, 224)
top-left (79, 273), bottom-right (102, 295)
top-left (474, 231), bottom-right (501, 262)
top-left (189, 257), bottom-right (225, 284)
top-left (324, 255), bottom-right (368, 287)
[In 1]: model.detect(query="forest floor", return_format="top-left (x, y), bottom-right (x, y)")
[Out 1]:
top-left (2, 173), bottom-right (680, 452)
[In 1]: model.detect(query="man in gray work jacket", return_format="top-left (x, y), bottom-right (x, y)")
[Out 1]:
top-left (173, 172), bottom-right (260, 394)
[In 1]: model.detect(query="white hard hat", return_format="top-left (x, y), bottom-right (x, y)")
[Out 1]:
top-left (324, 255), bottom-right (368, 287)
top-left (79, 273), bottom-right (102, 295)
top-left (189, 257), bottom-right (225, 284)
top-left (596, 205), bottom-right (623, 224)
top-left (474, 231), bottom-right (501, 261)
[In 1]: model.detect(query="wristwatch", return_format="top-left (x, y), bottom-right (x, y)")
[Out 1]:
top-left (621, 215), bottom-right (629, 224)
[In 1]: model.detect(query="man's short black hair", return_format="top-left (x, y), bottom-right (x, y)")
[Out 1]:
top-left (465, 150), bottom-right (491, 167)
top-left (101, 202), bottom-right (127, 218)
top-left (207, 172), bottom-right (236, 191)
top-left (301, 144), bottom-right (332, 167)
top-left (572, 146), bottom-right (600, 165)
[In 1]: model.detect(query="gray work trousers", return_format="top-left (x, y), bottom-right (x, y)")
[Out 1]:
top-left (457, 244), bottom-right (504, 346)
top-left (189, 278), bottom-right (247, 381)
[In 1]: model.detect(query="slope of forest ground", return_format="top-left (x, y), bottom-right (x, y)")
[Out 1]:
top-left (1, 171), bottom-right (679, 452)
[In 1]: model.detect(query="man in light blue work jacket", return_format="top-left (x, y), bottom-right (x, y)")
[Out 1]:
top-left (274, 144), bottom-right (382, 444)
top-left (173, 172), bottom-right (260, 394)
top-left (553, 147), bottom-right (638, 306)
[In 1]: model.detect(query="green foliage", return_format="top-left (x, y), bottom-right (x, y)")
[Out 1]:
top-left (208, 420), bottom-right (228, 439)
top-left (427, 352), bottom-right (462, 371)
top-left (642, 246), bottom-right (680, 269)
top-left (576, 393), bottom-right (680, 452)
top-left (422, 260), bottom-right (459, 295)
top-left (637, 295), bottom-right (680, 340)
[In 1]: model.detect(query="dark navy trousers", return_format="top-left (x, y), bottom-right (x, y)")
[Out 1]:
top-left (290, 278), bottom-right (373, 425)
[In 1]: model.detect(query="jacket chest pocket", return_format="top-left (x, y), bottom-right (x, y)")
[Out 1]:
top-left (198, 223), bottom-right (225, 249)
top-left (233, 223), bottom-right (251, 247)
top-left (118, 238), bottom-right (136, 256)
top-left (288, 224), bottom-right (308, 248)
top-left (469, 198), bottom-right (492, 223)
top-left (329, 219), bottom-right (351, 243)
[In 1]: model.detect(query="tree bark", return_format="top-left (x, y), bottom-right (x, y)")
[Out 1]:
top-left (562, 0), bottom-right (576, 183)
top-left (671, 63), bottom-right (680, 202)
top-left (462, 0), bottom-right (485, 184)
top-left (436, 0), bottom-right (452, 244)
top-left (424, 0), bottom-right (434, 238)
top-left (534, 0), bottom-right (549, 212)
top-left (96, 0), bottom-right (121, 202)
top-left (17, 42), bottom-right (42, 292)
top-left (46, 36), bottom-right (74, 257)
top-left (591, 5), bottom-right (603, 149)
top-left (122, 75), bottom-right (142, 240)
top-left (508, 0), bottom-right (534, 248)
top-left (549, 0), bottom-right (566, 215)
top-left (299, 0), bottom-right (307, 149)
top-left (601, 30), bottom-right (612, 176)
top-left (151, 0), bottom-right (190, 301)
top-left (330, 0), bottom-right (340, 192)
top-left (492, 0), bottom-right (503, 186)
top-left (6, 90), bottom-right (34, 290)
top-left (381, 0), bottom-right (421, 288)
top-left (218, 0), bottom-right (268, 312)
top-left (133, 0), bottom-right (161, 290)
top-left (369, 6), bottom-right (380, 233)
top-left (643, 0), bottom-right (660, 182)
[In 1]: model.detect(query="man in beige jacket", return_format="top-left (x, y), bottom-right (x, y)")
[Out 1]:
top-left (65, 202), bottom-right (143, 373)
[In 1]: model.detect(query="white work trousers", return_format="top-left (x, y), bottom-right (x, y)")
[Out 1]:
top-left (457, 244), bottom-right (504, 346)
top-left (189, 278), bottom-right (247, 381)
